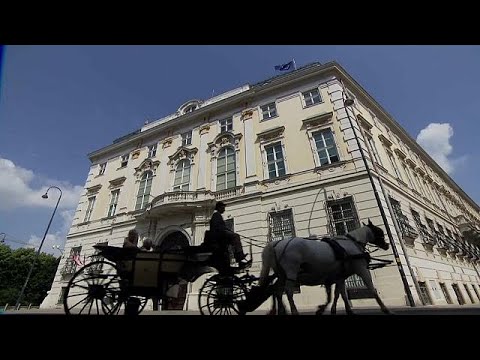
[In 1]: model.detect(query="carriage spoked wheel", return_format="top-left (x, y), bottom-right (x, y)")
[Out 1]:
top-left (198, 274), bottom-right (248, 315)
top-left (63, 260), bottom-right (125, 315)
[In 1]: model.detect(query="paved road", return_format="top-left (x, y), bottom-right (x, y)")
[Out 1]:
top-left (3, 304), bottom-right (480, 315)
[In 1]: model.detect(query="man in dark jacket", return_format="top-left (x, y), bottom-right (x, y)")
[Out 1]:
top-left (210, 201), bottom-right (250, 266)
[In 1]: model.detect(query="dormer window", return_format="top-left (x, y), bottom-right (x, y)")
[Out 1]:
top-left (184, 104), bottom-right (197, 113)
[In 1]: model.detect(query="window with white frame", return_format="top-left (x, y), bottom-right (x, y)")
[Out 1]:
top-left (261, 103), bottom-right (277, 120)
top-left (313, 129), bottom-right (339, 166)
top-left (98, 162), bottom-right (106, 176)
top-left (84, 196), bottom-right (96, 222)
top-left (120, 154), bottom-right (129, 168)
top-left (107, 189), bottom-right (120, 217)
top-left (366, 135), bottom-right (382, 166)
top-left (387, 151), bottom-right (403, 181)
top-left (302, 88), bottom-right (321, 107)
top-left (148, 144), bottom-right (157, 158)
top-left (216, 147), bottom-right (236, 191)
top-left (326, 197), bottom-right (359, 235)
top-left (402, 164), bottom-right (415, 190)
top-left (181, 131), bottom-right (192, 146)
top-left (173, 159), bottom-right (191, 191)
top-left (268, 209), bottom-right (295, 242)
top-left (135, 171), bottom-right (153, 210)
top-left (265, 142), bottom-right (286, 179)
top-left (219, 117), bottom-right (233, 133)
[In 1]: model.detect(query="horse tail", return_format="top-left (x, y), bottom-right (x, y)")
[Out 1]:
top-left (259, 242), bottom-right (275, 288)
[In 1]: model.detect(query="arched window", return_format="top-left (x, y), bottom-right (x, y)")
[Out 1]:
top-left (216, 147), bottom-right (236, 190)
top-left (173, 159), bottom-right (191, 191)
top-left (135, 171), bottom-right (153, 210)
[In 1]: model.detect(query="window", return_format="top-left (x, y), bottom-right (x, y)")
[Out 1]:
top-left (216, 147), bottom-right (236, 191)
top-left (268, 209), bottom-right (295, 242)
top-left (219, 118), bottom-right (233, 133)
top-left (135, 171), bottom-right (153, 210)
top-left (107, 190), bottom-right (120, 217)
top-left (265, 142), bottom-right (286, 179)
top-left (418, 281), bottom-right (432, 305)
top-left (302, 88), bottom-right (321, 107)
top-left (451, 283), bottom-right (465, 305)
top-left (98, 162), bottom-right (106, 176)
top-left (184, 104), bottom-right (197, 113)
top-left (120, 154), bottom-right (129, 168)
top-left (181, 131), bottom-right (192, 146)
top-left (148, 144), bottom-right (157, 158)
top-left (366, 135), bottom-right (382, 166)
top-left (84, 196), bottom-right (96, 222)
top-left (387, 151), bottom-right (403, 181)
top-left (389, 197), bottom-right (418, 240)
top-left (261, 103), bottom-right (277, 120)
top-left (439, 283), bottom-right (453, 304)
top-left (327, 197), bottom-right (359, 236)
top-left (173, 160), bottom-right (190, 191)
top-left (472, 284), bottom-right (480, 302)
top-left (313, 129), bottom-right (339, 166)
top-left (61, 246), bottom-right (82, 280)
top-left (402, 164), bottom-right (415, 190)
top-left (464, 284), bottom-right (475, 303)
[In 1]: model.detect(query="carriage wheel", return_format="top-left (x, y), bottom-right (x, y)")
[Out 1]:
top-left (64, 261), bottom-right (125, 315)
top-left (198, 275), bottom-right (247, 315)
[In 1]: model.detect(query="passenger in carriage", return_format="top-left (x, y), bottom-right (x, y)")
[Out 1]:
top-left (140, 238), bottom-right (153, 251)
top-left (123, 229), bottom-right (139, 248)
top-left (210, 201), bottom-right (251, 266)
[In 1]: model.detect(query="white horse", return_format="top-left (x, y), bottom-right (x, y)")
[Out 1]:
top-left (258, 220), bottom-right (392, 315)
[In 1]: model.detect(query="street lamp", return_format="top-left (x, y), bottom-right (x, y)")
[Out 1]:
top-left (339, 80), bottom-right (417, 307)
top-left (52, 244), bottom-right (64, 256)
top-left (15, 186), bottom-right (62, 309)
top-left (0, 232), bottom-right (5, 244)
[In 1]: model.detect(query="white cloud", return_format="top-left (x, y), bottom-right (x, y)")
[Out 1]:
top-left (416, 123), bottom-right (466, 174)
top-left (0, 156), bottom-right (83, 211)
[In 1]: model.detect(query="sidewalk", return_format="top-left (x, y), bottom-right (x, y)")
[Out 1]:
top-left (3, 303), bottom-right (480, 315)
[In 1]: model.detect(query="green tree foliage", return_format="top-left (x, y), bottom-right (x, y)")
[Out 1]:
top-left (0, 243), bottom-right (60, 305)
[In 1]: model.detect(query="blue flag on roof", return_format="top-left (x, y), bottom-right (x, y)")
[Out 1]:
top-left (274, 60), bottom-right (295, 71)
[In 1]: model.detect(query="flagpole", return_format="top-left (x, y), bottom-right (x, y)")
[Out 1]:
top-left (292, 58), bottom-right (297, 70)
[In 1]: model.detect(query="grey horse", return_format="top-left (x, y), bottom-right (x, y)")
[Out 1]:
top-left (259, 220), bottom-right (392, 315)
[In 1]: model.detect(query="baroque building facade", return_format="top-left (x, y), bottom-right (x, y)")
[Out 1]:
top-left (41, 62), bottom-right (480, 311)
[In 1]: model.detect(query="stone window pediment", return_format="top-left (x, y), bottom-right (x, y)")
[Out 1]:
top-left (257, 126), bottom-right (285, 143)
top-left (109, 176), bottom-right (126, 189)
top-left (356, 114), bottom-right (373, 132)
top-left (86, 184), bottom-right (102, 195)
top-left (168, 146), bottom-right (198, 169)
top-left (405, 158), bottom-right (417, 168)
top-left (378, 134), bottom-right (393, 147)
top-left (394, 148), bottom-right (407, 159)
top-left (208, 132), bottom-right (242, 155)
top-left (302, 112), bottom-right (333, 130)
top-left (134, 159), bottom-right (160, 179)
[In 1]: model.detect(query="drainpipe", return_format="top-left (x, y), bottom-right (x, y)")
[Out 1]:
top-left (340, 79), bottom-right (416, 307)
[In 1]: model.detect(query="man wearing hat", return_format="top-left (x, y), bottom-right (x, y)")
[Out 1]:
top-left (210, 201), bottom-right (251, 266)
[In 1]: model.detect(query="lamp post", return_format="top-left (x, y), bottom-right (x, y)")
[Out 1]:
top-left (15, 186), bottom-right (62, 309)
top-left (339, 80), bottom-right (416, 307)
top-left (52, 244), bottom-right (64, 256)
top-left (0, 232), bottom-right (5, 244)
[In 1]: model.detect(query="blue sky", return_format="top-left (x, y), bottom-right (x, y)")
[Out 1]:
top-left (1, 45), bottom-right (479, 254)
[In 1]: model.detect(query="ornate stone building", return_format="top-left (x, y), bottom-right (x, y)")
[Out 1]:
top-left (41, 62), bottom-right (480, 311)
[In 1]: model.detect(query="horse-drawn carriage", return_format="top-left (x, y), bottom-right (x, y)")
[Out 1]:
top-left (63, 222), bottom-right (394, 316)
top-left (63, 231), bottom-right (260, 316)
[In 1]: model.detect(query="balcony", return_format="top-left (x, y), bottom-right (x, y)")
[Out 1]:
top-left (144, 187), bottom-right (245, 217)
top-left (397, 216), bottom-right (418, 246)
top-left (417, 226), bottom-right (435, 252)
top-left (434, 233), bottom-right (449, 256)
top-left (454, 215), bottom-right (480, 244)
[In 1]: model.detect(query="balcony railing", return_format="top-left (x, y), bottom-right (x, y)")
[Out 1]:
top-left (214, 186), bottom-right (244, 201)
top-left (396, 215), bottom-right (418, 246)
